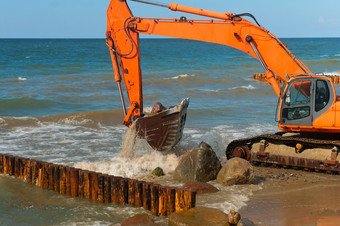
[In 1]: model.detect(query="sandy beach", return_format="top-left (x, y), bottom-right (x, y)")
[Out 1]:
top-left (239, 166), bottom-right (340, 225)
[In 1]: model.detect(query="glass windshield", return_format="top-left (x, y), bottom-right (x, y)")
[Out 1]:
top-left (285, 80), bottom-right (311, 105)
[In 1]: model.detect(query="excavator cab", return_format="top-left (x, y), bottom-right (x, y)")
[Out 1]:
top-left (279, 76), bottom-right (336, 131)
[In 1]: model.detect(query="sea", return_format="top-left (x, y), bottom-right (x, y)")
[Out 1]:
top-left (0, 38), bottom-right (339, 225)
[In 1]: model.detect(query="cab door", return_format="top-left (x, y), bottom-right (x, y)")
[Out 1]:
top-left (280, 79), bottom-right (313, 126)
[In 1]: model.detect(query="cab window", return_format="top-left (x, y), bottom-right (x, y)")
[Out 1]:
top-left (285, 80), bottom-right (311, 105)
top-left (315, 80), bottom-right (329, 112)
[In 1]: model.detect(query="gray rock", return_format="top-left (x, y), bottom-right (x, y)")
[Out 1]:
top-left (182, 181), bottom-right (219, 194)
top-left (237, 218), bottom-right (257, 226)
top-left (169, 207), bottom-right (230, 226)
top-left (173, 142), bottom-right (222, 182)
top-left (121, 213), bottom-right (157, 226)
top-left (216, 157), bottom-right (254, 186)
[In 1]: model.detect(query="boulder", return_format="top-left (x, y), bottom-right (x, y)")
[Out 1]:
top-left (216, 158), bottom-right (254, 186)
top-left (169, 207), bottom-right (230, 226)
top-left (237, 218), bottom-right (257, 226)
top-left (228, 210), bottom-right (241, 225)
top-left (151, 102), bottom-right (166, 113)
top-left (151, 167), bottom-right (165, 177)
top-left (182, 182), bottom-right (219, 194)
top-left (121, 213), bottom-right (157, 226)
top-left (173, 142), bottom-right (222, 182)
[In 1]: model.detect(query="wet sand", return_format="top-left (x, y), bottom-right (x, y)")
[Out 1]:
top-left (239, 166), bottom-right (340, 225)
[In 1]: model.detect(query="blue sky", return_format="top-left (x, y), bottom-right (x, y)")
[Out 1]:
top-left (1, 0), bottom-right (339, 38)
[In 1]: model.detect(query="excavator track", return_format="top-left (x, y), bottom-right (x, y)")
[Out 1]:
top-left (226, 132), bottom-right (340, 174)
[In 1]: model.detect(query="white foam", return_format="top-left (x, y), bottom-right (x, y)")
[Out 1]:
top-left (0, 120), bottom-right (124, 164)
top-left (195, 182), bottom-right (263, 214)
top-left (18, 77), bottom-right (27, 81)
top-left (75, 151), bottom-right (179, 178)
top-left (229, 85), bottom-right (255, 90)
top-left (74, 122), bottom-right (180, 177)
top-left (168, 74), bottom-right (195, 80)
top-left (200, 89), bottom-right (221, 92)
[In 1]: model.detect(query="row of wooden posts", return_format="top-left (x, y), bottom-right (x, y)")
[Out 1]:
top-left (0, 153), bottom-right (196, 217)
top-left (253, 73), bottom-right (340, 83)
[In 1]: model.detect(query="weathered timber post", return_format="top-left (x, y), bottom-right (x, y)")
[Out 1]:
top-left (42, 162), bottom-right (50, 189)
top-left (90, 172), bottom-right (98, 201)
top-left (48, 164), bottom-right (55, 190)
top-left (32, 160), bottom-right (40, 185)
top-left (175, 189), bottom-right (185, 212)
top-left (134, 180), bottom-right (143, 207)
top-left (38, 162), bottom-right (45, 188)
top-left (14, 156), bottom-right (21, 178)
top-left (83, 171), bottom-right (91, 199)
top-left (0, 154), bottom-right (4, 174)
top-left (110, 176), bottom-right (117, 203)
top-left (122, 178), bottom-right (129, 204)
top-left (175, 189), bottom-right (196, 212)
top-left (78, 170), bottom-right (85, 198)
top-left (142, 182), bottom-right (151, 211)
top-left (166, 187), bottom-right (176, 216)
top-left (98, 174), bottom-right (105, 202)
top-left (128, 179), bottom-right (136, 205)
top-left (183, 189), bottom-right (196, 210)
top-left (70, 168), bottom-right (79, 197)
top-left (25, 160), bottom-right (33, 183)
top-left (54, 165), bottom-right (61, 193)
top-left (158, 186), bottom-right (168, 216)
top-left (8, 155), bottom-right (15, 176)
top-left (65, 166), bottom-right (72, 196)
top-left (111, 176), bottom-right (120, 204)
top-left (20, 158), bottom-right (28, 180)
top-left (103, 174), bottom-right (111, 203)
top-left (150, 184), bottom-right (160, 216)
top-left (59, 165), bottom-right (67, 194)
top-left (3, 155), bottom-right (9, 175)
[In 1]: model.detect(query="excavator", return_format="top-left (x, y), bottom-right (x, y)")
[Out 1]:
top-left (106, 0), bottom-right (340, 173)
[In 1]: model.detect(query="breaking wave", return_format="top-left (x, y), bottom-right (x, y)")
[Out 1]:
top-left (0, 109), bottom-right (124, 129)
top-left (168, 74), bottom-right (196, 80)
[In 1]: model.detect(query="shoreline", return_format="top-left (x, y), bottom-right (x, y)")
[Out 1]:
top-left (239, 166), bottom-right (340, 225)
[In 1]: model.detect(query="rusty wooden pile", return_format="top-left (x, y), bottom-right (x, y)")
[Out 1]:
top-left (0, 153), bottom-right (196, 216)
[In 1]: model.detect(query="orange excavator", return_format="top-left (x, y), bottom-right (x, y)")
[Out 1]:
top-left (106, 0), bottom-right (340, 172)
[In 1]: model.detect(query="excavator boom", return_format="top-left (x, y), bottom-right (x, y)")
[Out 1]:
top-left (106, 0), bottom-right (340, 159)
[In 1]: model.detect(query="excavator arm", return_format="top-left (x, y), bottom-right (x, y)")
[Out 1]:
top-left (106, 0), bottom-right (313, 121)
top-left (106, 1), bottom-right (142, 126)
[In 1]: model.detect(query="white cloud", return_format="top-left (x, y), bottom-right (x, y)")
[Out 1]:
top-left (318, 16), bottom-right (340, 26)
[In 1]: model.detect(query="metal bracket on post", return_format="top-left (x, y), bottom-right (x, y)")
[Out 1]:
top-left (256, 140), bottom-right (269, 158)
top-left (324, 147), bottom-right (339, 166)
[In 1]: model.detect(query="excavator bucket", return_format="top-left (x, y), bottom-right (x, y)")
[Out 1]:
top-left (135, 98), bottom-right (189, 152)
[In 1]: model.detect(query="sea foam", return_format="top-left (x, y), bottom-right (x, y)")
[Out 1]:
top-left (168, 74), bottom-right (195, 80)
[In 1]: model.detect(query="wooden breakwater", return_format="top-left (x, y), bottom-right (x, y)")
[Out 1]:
top-left (253, 73), bottom-right (340, 83)
top-left (0, 153), bottom-right (196, 217)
